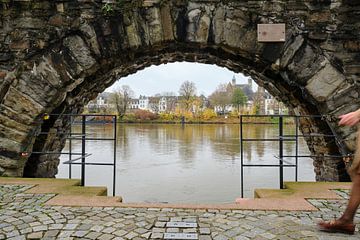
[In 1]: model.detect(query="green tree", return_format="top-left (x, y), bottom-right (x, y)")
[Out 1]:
top-left (232, 88), bottom-right (247, 112)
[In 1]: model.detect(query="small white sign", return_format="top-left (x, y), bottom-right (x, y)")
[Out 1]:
top-left (164, 233), bottom-right (198, 240)
top-left (258, 24), bottom-right (286, 42)
top-left (166, 222), bottom-right (198, 228)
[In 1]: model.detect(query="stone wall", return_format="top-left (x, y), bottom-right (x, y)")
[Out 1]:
top-left (0, 0), bottom-right (359, 181)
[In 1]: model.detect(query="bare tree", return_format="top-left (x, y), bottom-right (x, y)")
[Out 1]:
top-left (209, 83), bottom-right (232, 114)
top-left (179, 81), bottom-right (197, 111)
top-left (111, 85), bottom-right (134, 119)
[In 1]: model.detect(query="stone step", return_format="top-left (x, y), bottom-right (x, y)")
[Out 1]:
top-left (0, 177), bottom-right (118, 200)
top-left (0, 178), bottom-right (352, 210)
top-left (254, 181), bottom-right (351, 200)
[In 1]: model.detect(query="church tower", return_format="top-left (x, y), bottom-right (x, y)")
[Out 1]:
top-left (232, 75), bottom-right (236, 86)
top-left (248, 77), bottom-right (252, 89)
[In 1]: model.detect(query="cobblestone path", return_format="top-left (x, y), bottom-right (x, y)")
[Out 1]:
top-left (0, 185), bottom-right (359, 240)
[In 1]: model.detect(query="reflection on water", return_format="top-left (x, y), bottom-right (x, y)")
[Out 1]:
top-left (58, 124), bottom-right (314, 203)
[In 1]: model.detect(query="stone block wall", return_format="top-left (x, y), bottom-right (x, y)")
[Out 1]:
top-left (0, 0), bottom-right (359, 181)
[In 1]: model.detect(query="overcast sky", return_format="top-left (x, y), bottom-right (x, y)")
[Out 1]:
top-left (106, 62), bottom-right (257, 97)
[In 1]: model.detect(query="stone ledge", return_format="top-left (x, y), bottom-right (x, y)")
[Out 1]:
top-left (1, 178), bottom-right (351, 211)
top-left (0, 177), bottom-right (115, 199)
top-left (254, 181), bottom-right (352, 200)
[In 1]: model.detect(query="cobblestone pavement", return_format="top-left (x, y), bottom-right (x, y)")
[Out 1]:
top-left (0, 185), bottom-right (359, 240)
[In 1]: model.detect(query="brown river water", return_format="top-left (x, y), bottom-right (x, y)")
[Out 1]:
top-left (58, 123), bottom-right (314, 204)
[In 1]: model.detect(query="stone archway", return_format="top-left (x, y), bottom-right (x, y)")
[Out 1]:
top-left (0, 0), bottom-right (359, 181)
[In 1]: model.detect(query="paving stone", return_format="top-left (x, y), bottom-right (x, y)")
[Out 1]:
top-left (141, 232), bottom-right (152, 239)
top-left (85, 231), bottom-right (102, 239)
top-left (183, 228), bottom-right (197, 233)
top-left (72, 230), bottom-right (88, 237)
top-left (113, 230), bottom-right (127, 237)
top-left (199, 227), bottom-right (210, 235)
top-left (199, 236), bottom-right (211, 240)
top-left (1, 184), bottom-right (360, 240)
top-left (166, 228), bottom-right (179, 233)
top-left (124, 231), bottom-right (138, 239)
top-left (43, 230), bottom-right (60, 238)
top-left (150, 232), bottom-right (163, 239)
top-left (154, 222), bottom-right (166, 228)
top-left (98, 233), bottom-right (115, 240)
top-left (134, 228), bottom-right (148, 234)
top-left (27, 232), bottom-right (43, 239)
top-left (152, 228), bottom-right (166, 233)
top-left (103, 227), bottom-right (116, 234)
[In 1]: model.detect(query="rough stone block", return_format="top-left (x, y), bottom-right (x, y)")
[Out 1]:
top-left (305, 62), bottom-right (346, 102)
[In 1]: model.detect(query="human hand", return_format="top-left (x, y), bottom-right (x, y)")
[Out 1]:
top-left (339, 111), bottom-right (360, 126)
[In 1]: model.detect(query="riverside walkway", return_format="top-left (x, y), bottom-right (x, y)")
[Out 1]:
top-left (0, 179), bottom-right (359, 240)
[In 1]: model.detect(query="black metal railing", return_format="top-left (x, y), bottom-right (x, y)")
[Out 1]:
top-left (239, 114), bottom-right (349, 198)
top-left (23, 113), bottom-right (117, 196)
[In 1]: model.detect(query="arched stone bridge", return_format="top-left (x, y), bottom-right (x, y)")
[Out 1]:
top-left (0, 0), bottom-right (359, 181)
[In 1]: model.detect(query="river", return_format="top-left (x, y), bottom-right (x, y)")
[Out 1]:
top-left (57, 123), bottom-right (314, 204)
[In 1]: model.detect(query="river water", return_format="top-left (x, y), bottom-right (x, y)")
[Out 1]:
top-left (57, 123), bottom-right (314, 204)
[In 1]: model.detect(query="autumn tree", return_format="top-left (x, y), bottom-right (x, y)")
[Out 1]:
top-left (209, 83), bottom-right (232, 114)
top-left (111, 85), bottom-right (134, 119)
top-left (179, 81), bottom-right (197, 111)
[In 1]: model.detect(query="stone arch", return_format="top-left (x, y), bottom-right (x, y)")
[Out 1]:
top-left (0, 0), bottom-right (359, 181)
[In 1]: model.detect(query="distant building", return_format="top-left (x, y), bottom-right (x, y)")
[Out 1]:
top-left (231, 75), bottom-right (254, 101)
top-left (139, 95), bottom-right (149, 110)
top-left (86, 92), bottom-right (112, 112)
top-left (128, 98), bottom-right (139, 110)
top-left (128, 95), bottom-right (178, 113)
top-left (257, 87), bottom-right (288, 115)
top-left (213, 76), bottom-right (254, 114)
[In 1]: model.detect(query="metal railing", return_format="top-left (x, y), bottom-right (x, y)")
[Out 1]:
top-left (240, 114), bottom-right (349, 198)
top-left (23, 113), bottom-right (117, 196)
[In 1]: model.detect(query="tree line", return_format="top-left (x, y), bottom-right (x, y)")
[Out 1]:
top-left (90, 81), bottom-right (250, 121)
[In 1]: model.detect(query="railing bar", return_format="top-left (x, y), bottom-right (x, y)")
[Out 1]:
top-left (281, 155), bottom-right (350, 158)
top-left (242, 164), bottom-right (297, 167)
top-left (240, 114), bottom-right (327, 118)
top-left (31, 152), bottom-right (85, 155)
top-left (48, 114), bottom-right (117, 117)
top-left (242, 138), bottom-right (296, 142)
top-left (63, 154), bottom-right (92, 163)
top-left (63, 163), bottom-right (114, 166)
top-left (283, 134), bottom-right (336, 137)
top-left (66, 138), bottom-right (115, 141)
top-left (37, 132), bottom-right (95, 136)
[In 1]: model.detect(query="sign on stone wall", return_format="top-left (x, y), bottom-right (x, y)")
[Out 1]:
top-left (257, 24), bottom-right (286, 42)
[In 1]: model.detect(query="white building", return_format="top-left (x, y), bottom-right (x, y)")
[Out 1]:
top-left (139, 95), bottom-right (149, 110)
top-left (87, 92), bottom-right (112, 112)
top-left (159, 97), bottom-right (167, 112)
top-left (128, 99), bottom-right (139, 110)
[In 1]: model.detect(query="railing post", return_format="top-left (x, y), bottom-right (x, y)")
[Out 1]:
top-left (240, 115), bottom-right (244, 198)
top-left (81, 115), bottom-right (86, 186)
top-left (113, 116), bottom-right (117, 196)
top-left (295, 116), bottom-right (299, 182)
top-left (279, 116), bottom-right (284, 189)
top-left (69, 115), bottom-right (72, 179)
